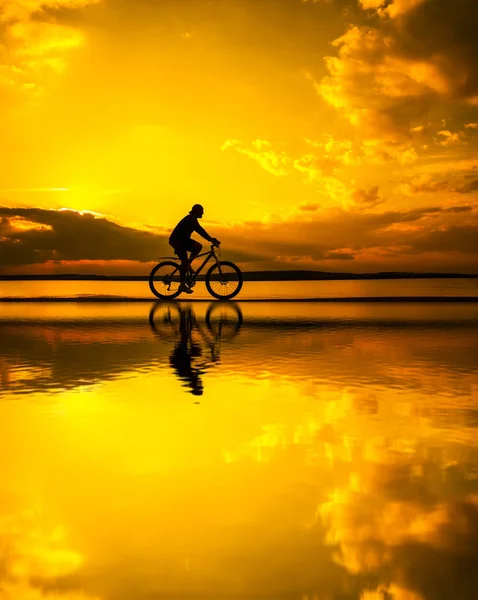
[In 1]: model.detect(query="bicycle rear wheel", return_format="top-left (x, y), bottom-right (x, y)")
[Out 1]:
top-left (149, 261), bottom-right (182, 300)
top-left (205, 261), bottom-right (243, 300)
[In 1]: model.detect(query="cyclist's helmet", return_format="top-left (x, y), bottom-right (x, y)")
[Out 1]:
top-left (190, 204), bottom-right (204, 216)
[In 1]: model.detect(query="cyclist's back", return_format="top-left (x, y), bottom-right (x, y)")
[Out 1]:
top-left (169, 213), bottom-right (207, 246)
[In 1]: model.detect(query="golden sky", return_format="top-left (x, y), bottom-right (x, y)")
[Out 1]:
top-left (1, 0), bottom-right (477, 274)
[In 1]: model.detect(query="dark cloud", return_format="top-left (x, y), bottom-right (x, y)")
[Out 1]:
top-left (395, 0), bottom-right (478, 100)
top-left (0, 207), bottom-right (170, 266)
top-left (320, 0), bottom-right (478, 136)
top-left (218, 204), bottom-right (478, 268)
top-left (299, 203), bottom-right (320, 211)
top-left (442, 206), bottom-right (474, 212)
top-left (401, 176), bottom-right (449, 194)
top-left (458, 180), bottom-right (478, 194)
top-left (1, 204), bottom-right (477, 271)
top-left (0, 206), bottom-right (269, 269)
top-left (30, 1), bottom-right (101, 25)
top-left (411, 224), bottom-right (478, 254)
top-left (352, 186), bottom-right (383, 208)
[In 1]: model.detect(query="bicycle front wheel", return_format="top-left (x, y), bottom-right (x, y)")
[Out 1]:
top-left (149, 261), bottom-right (182, 300)
top-left (205, 261), bottom-right (243, 300)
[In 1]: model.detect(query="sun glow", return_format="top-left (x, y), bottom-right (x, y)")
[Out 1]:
top-left (0, 0), bottom-right (477, 274)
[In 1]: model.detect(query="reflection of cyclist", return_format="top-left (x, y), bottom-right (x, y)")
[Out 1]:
top-left (149, 302), bottom-right (242, 397)
top-left (169, 308), bottom-right (204, 395)
top-left (169, 204), bottom-right (221, 294)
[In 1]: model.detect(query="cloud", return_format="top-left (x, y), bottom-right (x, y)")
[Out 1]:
top-left (0, 0), bottom-right (100, 101)
top-left (359, 0), bottom-right (387, 9)
top-left (318, 0), bottom-right (478, 138)
top-left (437, 130), bottom-right (465, 146)
top-left (398, 174), bottom-right (449, 195)
top-left (0, 1), bottom-right (99, 21)
top-left (360, 0), bottom-right (429, 18)
top-left (457, 180), bottom-right (478, 194)
top-left (0, 206), bottom-right (169, 266)
top-left (224, 136), bottom-right (418, 199)
top-left (235, 144), bottom-right (293, 177)
top-left (217, 203), bottom-right (478, 271)
top-left (220, 139), bottom-right (242, 151)
top-left (317, 179), bottom-right (385, 210)
top-left (410, 223), bottom-right (478, 254)
top-left (299, 202), bottom-right (320, 211)
top-left (2, 203), bottom-right (477, 272)
top-left (301, 134), bottom-right (417, 172)
top-left (352, 186), bottom-right (383, 208)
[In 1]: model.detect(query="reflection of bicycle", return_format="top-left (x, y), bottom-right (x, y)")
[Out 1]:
top-left (149, 301), bottom-right (243, 345)
top-left (149, 243), bottom-right (243, 301)
top-left (149, 302), bottom-right (243, 395)
top-left (205, 302), bottom-right (243, 340)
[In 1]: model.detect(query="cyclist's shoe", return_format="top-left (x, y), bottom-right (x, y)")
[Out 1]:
top-left (178, 283), bottom-right (193, 294)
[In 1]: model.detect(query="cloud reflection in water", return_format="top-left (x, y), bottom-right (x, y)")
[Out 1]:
top-left (0, 302), bottom-right (477, 599)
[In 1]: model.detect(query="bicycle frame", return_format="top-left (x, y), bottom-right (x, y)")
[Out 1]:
top-left (157, 244), bottom-right (222, 283)
top-left (192, 246), bottom-right (223, 281)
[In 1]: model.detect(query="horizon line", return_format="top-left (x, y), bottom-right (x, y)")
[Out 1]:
top-left (1, 296), bottom-right (478, 303)
top-left (1, 270), bottom-right (478, 281)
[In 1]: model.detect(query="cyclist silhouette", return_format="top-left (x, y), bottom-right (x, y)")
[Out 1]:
top-left (169, 204), bottom-right (221, 294)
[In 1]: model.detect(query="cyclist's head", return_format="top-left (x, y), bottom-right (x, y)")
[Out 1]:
top-left (190, 204), bottom-right (204, 218)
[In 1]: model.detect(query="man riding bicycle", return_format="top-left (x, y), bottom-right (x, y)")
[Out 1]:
top-left (169, 204), bottom-right (221, 294)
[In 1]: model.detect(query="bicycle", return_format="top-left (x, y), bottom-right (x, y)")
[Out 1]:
top-left (149, 243), bottom-right (243, 301)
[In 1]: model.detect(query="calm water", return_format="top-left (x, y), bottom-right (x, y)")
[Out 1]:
top-left (1, 278), bottom-right (478, 299)
top-left (1, 300), bottom-right (478, 600)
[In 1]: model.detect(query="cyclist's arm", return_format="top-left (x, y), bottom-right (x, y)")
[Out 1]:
top-left (194, 223), bottom-right (214, 242)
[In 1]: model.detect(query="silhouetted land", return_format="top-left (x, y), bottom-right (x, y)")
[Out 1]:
top-left (1, 271), bottom-right (477, 281)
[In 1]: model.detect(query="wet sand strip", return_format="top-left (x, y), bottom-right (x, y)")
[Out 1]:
top-left (1, 296), bottom-right (478, 303)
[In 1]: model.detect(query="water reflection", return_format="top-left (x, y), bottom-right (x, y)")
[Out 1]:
top-left (0, 319), bottom-right (160, 394)
top-left (0, 302), bottom-right (478, 599)
top-left (0, 302), bottom-right (244, 397)
top-left (149, 302), bottom-right (243, 396)
top-left (0, 302), bottom-right (476, 400)
top-left (0, 500), bottom-right (95, 600)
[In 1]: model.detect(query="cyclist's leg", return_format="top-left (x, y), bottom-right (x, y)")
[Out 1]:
top-left (171, 244), bottom-right (189, 284)
top-left (187, 240), bottom-right (202, 273)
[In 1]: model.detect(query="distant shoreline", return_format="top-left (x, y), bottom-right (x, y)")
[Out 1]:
top-left (1, 271), bottom-right (477, 282)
